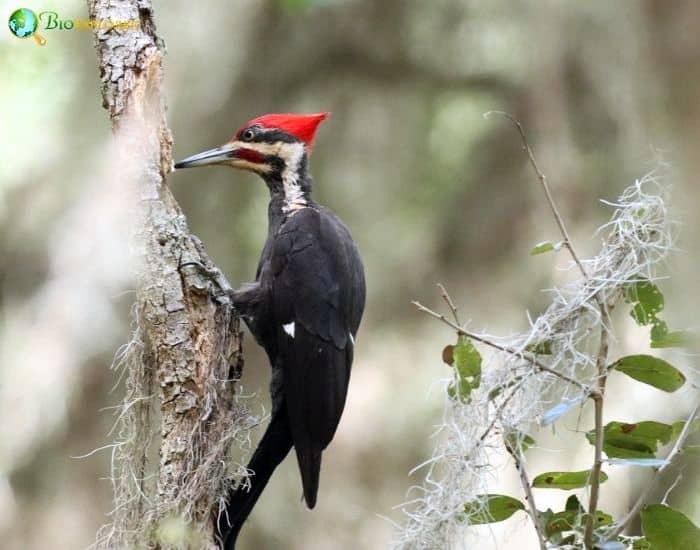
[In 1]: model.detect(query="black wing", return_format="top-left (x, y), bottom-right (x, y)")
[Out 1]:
top-left (270, 206), bottom-right (365, 506)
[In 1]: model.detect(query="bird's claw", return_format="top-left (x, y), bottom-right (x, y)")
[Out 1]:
top-left (179, 260), bottom-right (234, 300)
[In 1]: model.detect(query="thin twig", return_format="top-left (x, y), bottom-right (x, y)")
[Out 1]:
top-left (412, 300), bottom-right (591, 393)
top-left (584, 305), bottom-right (610, 549)
top-left (477, 379), bottom-right (527, 444)
top-left (661, 474), bottom-right (682, 505)
top-left (437, 283), bottom-right (461, 325)
top-left (506, 438), bottom-right (546, 550)
top-left (605, 398), bottom-right (700, 541)
top-left (485, 111), bottom-right (589, 280)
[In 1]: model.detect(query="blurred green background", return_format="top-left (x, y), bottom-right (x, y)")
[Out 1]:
top-left (1, 1), bottom-right (698, 548)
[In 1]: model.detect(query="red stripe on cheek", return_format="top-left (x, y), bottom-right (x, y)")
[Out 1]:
top-left (235, 148), bottom-right (265, 163)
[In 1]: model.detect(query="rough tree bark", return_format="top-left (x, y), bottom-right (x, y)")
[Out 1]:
top-left (88, 1), bottom-right (244, 548)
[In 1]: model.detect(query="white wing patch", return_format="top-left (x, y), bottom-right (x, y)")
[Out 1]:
top-left (283, 322), bottom-right (295, 338)
top-left (349, 333), bottom-right (355, 345)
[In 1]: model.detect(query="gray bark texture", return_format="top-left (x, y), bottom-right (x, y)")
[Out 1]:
top-left (88, 1), bottom-right (245, 548)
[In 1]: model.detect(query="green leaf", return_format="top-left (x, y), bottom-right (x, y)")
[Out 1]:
top-left (565, 495), bottom-right (583, 512)
top-left (631, 304), bottom-right (654, 325)
top-left (445, 336), bottom-right (482, 402)
top-left (624, 279), bottom-right (688, 348)
top-left (631, 538), bottom-right (652, 550)
top-left (504, 432), bottom-right (536, 454)
top-left (532, 469), bottom-right (607, 490)
top-left (585, 421), bottom-right (673, 459)
top-left (447, 378), bottom-right (473, 403)
top-left (612, 355), bottom-right (686, 392)
top-left (530, 241), bottom-right (557, 255)
top-left (651, 330), bottom-right (690, 349)
top-left (461, 494), bottom-right (525, 524)
top-left (623, 279), bottom-right (686, 349)
top-left (641, 504), bottom-right (700, 550)
top-left (650, 320), bottom-right (669, 342)
top-left (453, 335), bottom-right (481, 385)
top-left (541, 497), bottom-right (611, 537)
top-left (545, 509), bottom-right (583, 536)
top-left (625, 279), bottom-right (664, 326)
top-left (526, 340), bottom-right (553, 355)
top-left (593, 510), bottom-right (614, 527)
top-left (671, 419), bottom-right (700, 441)
top-left (488, 375), bottom-right (524, 400)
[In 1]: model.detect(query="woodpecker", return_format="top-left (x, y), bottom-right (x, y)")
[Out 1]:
top-left (174, 113), bottom-right (366, 549)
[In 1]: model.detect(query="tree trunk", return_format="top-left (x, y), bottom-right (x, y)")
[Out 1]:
top-left (88, 2), bottom-right (245, 548)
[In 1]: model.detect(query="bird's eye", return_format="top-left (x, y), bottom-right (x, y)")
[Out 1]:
top-left (241, 128), bottom-right (255, 141)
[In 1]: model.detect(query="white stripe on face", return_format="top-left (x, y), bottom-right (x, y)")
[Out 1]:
top-left (230, 140), bottom-right (281, 156)
top-left (229, 140), bottom-right (308, 211)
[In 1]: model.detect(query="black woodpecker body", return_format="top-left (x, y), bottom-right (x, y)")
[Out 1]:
top-left (174, 113), bottom-right (366, 549)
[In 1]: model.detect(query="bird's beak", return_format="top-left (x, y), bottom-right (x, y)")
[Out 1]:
top-left (174, 143), bottom-right (237, 169)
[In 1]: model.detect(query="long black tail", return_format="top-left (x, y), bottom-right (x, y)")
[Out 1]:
top-left (217, 407), bottom-right (293, 550)
top-left (295, 445), bottom-right (322, 509)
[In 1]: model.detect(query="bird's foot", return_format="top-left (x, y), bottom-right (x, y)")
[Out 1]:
top-left (228, 282), bottom-right (262, 310)
top-left (178, 260), bottom-right (234, 302)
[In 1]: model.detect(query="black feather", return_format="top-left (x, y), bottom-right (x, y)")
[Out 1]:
top-left (219, 200), bottom-right (365, 545)
top-left (219, 407), bottom-right (293, 550)
top-left (270, 208), bottom-right (364, 507)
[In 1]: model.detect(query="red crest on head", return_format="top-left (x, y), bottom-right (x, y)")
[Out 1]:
top-left (236, 112), bottom-right (330, 151)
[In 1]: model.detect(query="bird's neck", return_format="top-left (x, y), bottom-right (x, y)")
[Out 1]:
top-left (265, 165), bottom-right (314, 220)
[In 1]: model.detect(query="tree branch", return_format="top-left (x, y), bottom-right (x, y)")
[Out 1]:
top-left (484, 111), bottom-right (589, 280)
top-left (88, 2), bottom-right (244, 548)
top-left (584, 306), bottom-right (610, 549)
top-left (506, 438), bottom-right (546, 550)
top-left (437, 282), bottom-right (461, 324)
top-left (412, 300), bottom-right (591, 393)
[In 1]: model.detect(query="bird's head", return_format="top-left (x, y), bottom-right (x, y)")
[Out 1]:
top-left (174, 112), bottom-right (329, 178)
